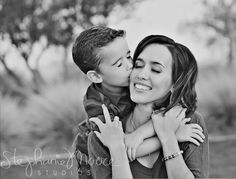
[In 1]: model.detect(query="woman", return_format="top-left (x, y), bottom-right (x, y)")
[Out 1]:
top-left (89, 35), bottom-right (209, 178)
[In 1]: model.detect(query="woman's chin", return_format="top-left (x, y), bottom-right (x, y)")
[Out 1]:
top-left (130, 94), bottom-right (148, 104)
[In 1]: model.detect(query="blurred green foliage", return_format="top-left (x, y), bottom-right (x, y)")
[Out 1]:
top-left (0, 79), bottom-right (90, 158)
top-left (197, 65), bottom-right (236, 133)
top-left (185, 0), bottom-right (236, 68)
top-left (0, 0), bottom-right (137, 93)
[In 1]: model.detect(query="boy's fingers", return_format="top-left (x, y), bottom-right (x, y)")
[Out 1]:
top-left (169, 105), bottom-right (182, 114)
top-left (188, 137), bottom-right (200, 146)
top-left (90, 117), bottom-right (104, 130)
top-left (102, 104), bottom-right (111, 123)
top-left (190, 124), bottom-right (203, 132)
top-left (191, 133), bottom-right (204, 143)
top-left (193, 129), bottom-right (205, 139)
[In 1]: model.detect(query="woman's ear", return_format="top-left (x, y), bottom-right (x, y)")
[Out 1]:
top-left (86, 70), bottom-right (103, 83)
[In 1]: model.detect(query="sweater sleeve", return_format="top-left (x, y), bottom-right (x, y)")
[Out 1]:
top-left (88, 132), bottom-right (112, 179)
top-left (181, 112), bottom-right (209, 178)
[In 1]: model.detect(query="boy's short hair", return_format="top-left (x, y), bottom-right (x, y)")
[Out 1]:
top-left (72, 26), bottom-right (125, 74)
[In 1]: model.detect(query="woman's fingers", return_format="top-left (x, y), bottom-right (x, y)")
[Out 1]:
top-left (127, 148), bottom-right (132, 162)
top-left (169, 105), bottom-right (182, 114)
top-left (114, 116), bottom-right (121, 127)
top-left (102, 104), bottom-right (111, 123)
top-left (118, 121), bottom-right (123, 129)
top-left (90, 117), bottom-right (104, 130)
top-left (177, 108), bottom-right (187, 119)
top-left (94, 131), bottom-right (102, 141)
top-left (131, 148), bottom-right (136, 162)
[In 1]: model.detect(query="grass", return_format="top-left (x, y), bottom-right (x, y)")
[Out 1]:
top-left (1, 140), bottom-right (236, 179)
top-left (209, 140), bottom-right (236, 178)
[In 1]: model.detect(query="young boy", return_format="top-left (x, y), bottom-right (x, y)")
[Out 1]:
top-left (72, 26), bottom-right (135, 178)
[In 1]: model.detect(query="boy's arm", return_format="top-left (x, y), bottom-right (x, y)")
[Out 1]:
top-left (135, 136), bottom-right (161, 158)
top-left (125, 120), bottom-right (160, 161)
top-left (125, 120), bottom-right (156, 151)
top-left (133, 120), bottom-right (156, 139)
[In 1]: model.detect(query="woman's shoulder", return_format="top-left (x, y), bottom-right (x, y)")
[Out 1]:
top-left (189, 111), bottom-right (206, 127)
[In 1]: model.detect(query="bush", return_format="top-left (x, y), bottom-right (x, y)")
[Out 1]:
top-left (0, 94), bottom-right (30, 159)
top-left (197, 67), bottom-right (236, 133)
top-left (25, 80), bottom-right (89, 152)
top-left (0, 80), bottom-right (90, 156)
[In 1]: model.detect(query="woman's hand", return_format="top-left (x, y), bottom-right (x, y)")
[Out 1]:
top-left (152, 106), bottom-right (186, 141)
top-left (90, 104), bottom-right (125, 150)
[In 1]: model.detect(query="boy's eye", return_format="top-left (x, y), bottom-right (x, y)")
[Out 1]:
top-left (117, 62), bottom-right (122, 67)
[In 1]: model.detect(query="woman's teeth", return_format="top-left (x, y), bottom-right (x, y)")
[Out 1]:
top-left (134, 84), bottom-right (151, 91)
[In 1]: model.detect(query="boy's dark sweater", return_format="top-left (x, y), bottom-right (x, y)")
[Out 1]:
top-left (74, 83), bottom-right (135, 178)
top-left (83, 83), bottom-right (135, 131)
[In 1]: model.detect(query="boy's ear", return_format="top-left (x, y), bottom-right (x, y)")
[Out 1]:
top-left (86, 70), bottom-right (103, 83)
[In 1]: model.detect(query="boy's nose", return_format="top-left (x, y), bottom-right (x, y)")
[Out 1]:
top-left (125, 58), bottom-right (133, 71)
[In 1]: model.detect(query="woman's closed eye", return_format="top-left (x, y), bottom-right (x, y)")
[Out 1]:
top-left (152, 68), bottom-right (162, 73)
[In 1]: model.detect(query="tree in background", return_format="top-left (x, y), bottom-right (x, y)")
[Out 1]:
top-left (0, 0), bottom-right (136, 95)
top-left (0, 0), bottom-right (140, 153)
top-left (185, 0), bottom-right (236, 68)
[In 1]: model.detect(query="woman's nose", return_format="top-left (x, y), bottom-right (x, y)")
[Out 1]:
top-left (137, 67), bottom-right (149, 80)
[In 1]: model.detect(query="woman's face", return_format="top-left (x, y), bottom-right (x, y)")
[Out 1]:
top-left (130, 44), bottom-right (173, 104)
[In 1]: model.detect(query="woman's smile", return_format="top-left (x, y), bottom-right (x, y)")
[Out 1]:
top-left (133, 81), bottom-right (152, 91)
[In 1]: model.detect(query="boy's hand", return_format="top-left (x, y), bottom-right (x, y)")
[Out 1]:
top-left (176, 118), bottom-right (205, 146)
top-left (124, 132), bottom-right (144, 162)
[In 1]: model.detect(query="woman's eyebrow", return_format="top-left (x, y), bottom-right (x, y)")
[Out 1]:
top-left (151, 61), bottom-right (166, 68)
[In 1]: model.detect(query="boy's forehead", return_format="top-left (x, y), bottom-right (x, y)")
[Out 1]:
top-left (98, 37), bottom-right (130, 65)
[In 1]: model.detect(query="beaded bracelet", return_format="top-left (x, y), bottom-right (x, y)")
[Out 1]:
top-left (162, 150), bottom-right (183, 162)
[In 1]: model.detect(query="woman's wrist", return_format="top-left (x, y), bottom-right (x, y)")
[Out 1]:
top-left (109, 143), bottom-right (128, 162)
top-left (109, 142), bottom-right (126, 153)
top-left (159, 131), bottom-right (176, 145)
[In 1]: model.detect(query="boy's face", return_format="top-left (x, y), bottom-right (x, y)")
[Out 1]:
top-left (97, 37), bottom-right (133, 91)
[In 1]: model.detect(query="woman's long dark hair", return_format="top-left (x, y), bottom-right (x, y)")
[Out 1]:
top-left (133, 35), bottom-right (198, 116)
